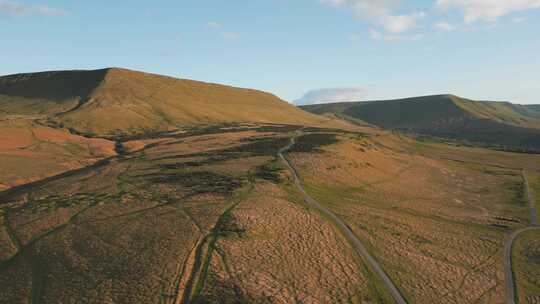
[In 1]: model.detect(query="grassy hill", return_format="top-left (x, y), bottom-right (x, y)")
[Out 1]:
top-left (302, 94), bottom-right (540, 152)
top-left (0, 68), bottom-right (323, 136)
top-left (525, 104), bottom-right (540, 116)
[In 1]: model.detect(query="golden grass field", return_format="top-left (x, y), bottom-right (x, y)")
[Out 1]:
top-left (287, 130), bottom-right (540, 303)
top-left (0, 107), bottom-right (539, 303)
top-left (0, 124), bottom-right (400, 303)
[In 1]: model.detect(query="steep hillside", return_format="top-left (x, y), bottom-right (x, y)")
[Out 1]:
top-left (525, 104), bottom-right (540, 116)
top-left (302, 95), bottom-right (540, 152)
top-left (0, 68), bottom-right (323, 136)
top-left (0, 69), bottom-right (105, 116)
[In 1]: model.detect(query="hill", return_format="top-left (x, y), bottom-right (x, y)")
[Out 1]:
top-left (0, 68), bottom-right (323, 136)
top-left (301, 94), bottom-right (540, 152)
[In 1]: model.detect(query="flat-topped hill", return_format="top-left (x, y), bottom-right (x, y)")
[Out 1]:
top-left (0, 68), bottom-right (322, 136)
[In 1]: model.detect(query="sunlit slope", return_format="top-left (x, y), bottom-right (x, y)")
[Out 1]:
top-left (302, 94), bottom-right (540, 152)
top-left (453, 96), bottom-right (540, 127)
top-left (0, 68), bottom-right (323, 135)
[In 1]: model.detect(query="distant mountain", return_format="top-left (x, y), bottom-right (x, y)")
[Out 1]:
top-left (0, 68), bottom-right (322, 136)
top-left (525, 104), bottom-right (540, 116)
top-left (301, 94), bottom-right (540, 152)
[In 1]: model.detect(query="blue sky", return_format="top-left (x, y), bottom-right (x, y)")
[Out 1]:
top-left (1, 0), bottom-right (539, 104)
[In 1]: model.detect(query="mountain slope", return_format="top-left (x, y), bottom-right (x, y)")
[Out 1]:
top-left (0, 68), bottom-right (323, 136)
top-left (302, 94), bottom-right (540, 152)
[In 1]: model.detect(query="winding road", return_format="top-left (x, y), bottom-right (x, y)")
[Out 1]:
top-left (279, 133), bottom-right (407, 304)
top-left (504, 170), bottom-right (539, 304)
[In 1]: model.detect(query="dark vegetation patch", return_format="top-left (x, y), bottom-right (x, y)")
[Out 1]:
top-left (253, 162), bottom-right (284, 183)
top-left (303, 127), bottom-right (348, 133)
top-left (227, 137), bottom-right (290, 155)
top-left (489, 224), bottom-right (510, 229)
top-left (410, 234), bottom-right (433, 245)
top-left (524, 244), bottom-right (540, 263)
top-left (408, 129), bottom-right (540, 154)
top-left (46, 120), bottom-right (303, 146)
top-left (216, 210), bottom-right (246, 238)
top-left (114, 141), bottom-right (127, 155)
top-left (112, 125), bottom-right (243, 142)
top-left (494, 217), bottom-right (520, 223)
top-left (146, 171), bottom-right (242, 197)
top-left (40, 121), bottom-right (251, 142)
top-left (99, 124), bottom-right (299, 143)
top-left (288, 133), bottom-right (339, 153)
top-left (155, 137), bottom-right (290, 164)
top-left (3, 192), bottom-right (122, 214)
top-left (158, 157), bottom-right (227, 170)
top-left (302, 127), bottom-right (369, 138)
top-left (254, 124), bottom-right (302, 133)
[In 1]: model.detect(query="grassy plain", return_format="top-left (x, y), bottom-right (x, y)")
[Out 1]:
top-left (0, 115), bottom-right (538, 303)
top-left (512, 229), bottom-right (540, 304)
top-left (288, 130), bottom-right (536, 303)
top-left (0, 124), bottom-right (389, 303)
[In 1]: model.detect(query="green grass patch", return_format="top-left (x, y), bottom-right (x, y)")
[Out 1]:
top-left (512, 229), bottom-right (540, 303)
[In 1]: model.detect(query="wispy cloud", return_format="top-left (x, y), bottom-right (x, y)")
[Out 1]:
top-left (512, 16), bottom-right (527, 23)
top-left (320, 0), bottom-right (425, 33)
top-left (0, 0), bottom-right (68, 17)
top-left (436, 0), bottom-right (540, 23)
top-left (370, 29), bottom-right (423, 41)
top-left (222, 32), bottom-right (240, 41)
top-left (435, 21), bottom-right (457, 31)
top-left (294, 87), bottom-right (368, 105)
top-left (206, 21), bottom-right (222, 29)
top-left (206, 21), bottom-right (240, 41)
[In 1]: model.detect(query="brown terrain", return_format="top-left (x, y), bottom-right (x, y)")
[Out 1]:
top-left (0, 68), bottom-right (539, 303)
top-left (0, 119), bottom-right (115, 190)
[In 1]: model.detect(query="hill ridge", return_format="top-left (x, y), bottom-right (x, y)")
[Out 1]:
top-left (0, 68), bottom-right (324, 136)
top-left (302, 94), bottom-right (540, 152)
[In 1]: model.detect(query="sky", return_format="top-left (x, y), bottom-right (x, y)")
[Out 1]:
top-left (1, 0), bottom-right (539, 105)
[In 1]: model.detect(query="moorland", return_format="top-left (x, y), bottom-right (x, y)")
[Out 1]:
top-left (0, 68), bottom-right (538, 304)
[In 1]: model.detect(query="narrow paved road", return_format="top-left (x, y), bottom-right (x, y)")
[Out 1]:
top-left (504, 170), bottom-right (539, 304)
top-left (279, 133), bottom-right (407, 304)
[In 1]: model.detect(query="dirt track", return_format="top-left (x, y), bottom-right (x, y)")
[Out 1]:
top-left (279, 133), bottom-right (407, 304)
top-left (504, 170), bottom-right (539, 304)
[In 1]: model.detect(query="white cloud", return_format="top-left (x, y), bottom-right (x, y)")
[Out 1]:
top-left (294, 87), bottom-right (368, 105)
top-left (437, 0), bottom-right (540, 23)
top-left (370, 29), bottom-right (423, 41)
top-left (320, 0), bottom-right (425, 33)
top-left (0, 1), bottom-right (68, 16)
top-left (435, 21), bottom-right (457, 31)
